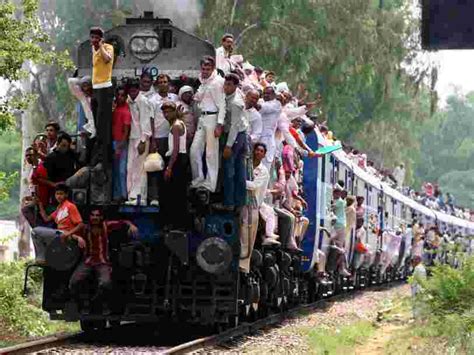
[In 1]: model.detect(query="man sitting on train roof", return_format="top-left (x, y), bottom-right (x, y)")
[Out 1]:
top-left (190, 56), bottom-right (226, 193)
top-left (31, 184), bottom-right (85, 265)
top-left (69, 208), bottom-right (138, 314)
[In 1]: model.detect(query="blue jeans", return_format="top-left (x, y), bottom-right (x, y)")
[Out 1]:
top-left (112, 140), bottom-right (128, 200)
top-left (223, 132), bottom-right (247, 207)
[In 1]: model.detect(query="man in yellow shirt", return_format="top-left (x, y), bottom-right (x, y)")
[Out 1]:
top-left (90, 27), bottom-right (114, 202)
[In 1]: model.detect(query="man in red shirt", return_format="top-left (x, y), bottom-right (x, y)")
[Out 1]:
top-left (112, 86), bottom-right (131, 201)
top-left (69, 208), bottom-right (138, 312)
top-left (32, 184), bottom-right (85, 264)
top-left (21, 146), bottom-right (56, 227)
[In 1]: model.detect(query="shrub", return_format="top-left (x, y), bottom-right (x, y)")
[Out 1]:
top-left (415, 256), bottom-right (474, 351)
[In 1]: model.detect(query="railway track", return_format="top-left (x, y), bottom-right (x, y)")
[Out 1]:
top-left (0, 282), bottom-right (401, 354)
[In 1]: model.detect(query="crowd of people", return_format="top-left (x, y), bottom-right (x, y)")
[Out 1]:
top-left (21, 28), bottom-right (471, 290)
top-left (340, 142), bottom-right (473, 222)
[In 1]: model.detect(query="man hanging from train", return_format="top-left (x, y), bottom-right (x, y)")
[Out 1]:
top-left (240, 143), bottom-right (279, 273)
top-left (89, 27), bottom-right (114, 201)
top-left (329, 184), bottom-right (351, 277)
top-left (257, 86), bottom-right (282, 170)
top-left (148, 74), bottom-right (179, 206)
top-left (69, 208), bottom-right (138, 314)
top-left (190, 56), bottom-right (226, 193)
top-left (126, 79), bottom-right (153, 205)
top-left (221, 73), bottom-right (249, 209)
top-left (245, 89), bottom-right (263, 146)
top-left (31, 184), bottom-right (85, 264)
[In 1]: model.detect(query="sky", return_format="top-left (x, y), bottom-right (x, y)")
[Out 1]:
top-left (435, 50), bottom-right (474, 102)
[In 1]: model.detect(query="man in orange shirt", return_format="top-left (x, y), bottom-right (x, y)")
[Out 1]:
top-left (32, 184), bottom-right (85, 264)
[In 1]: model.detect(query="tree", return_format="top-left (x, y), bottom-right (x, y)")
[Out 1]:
top-left (0, 0), bottom-right (71, 129)
top-left (197, 0), bottom-right (436, 185)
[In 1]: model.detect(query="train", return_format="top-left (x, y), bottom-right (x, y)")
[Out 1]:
top-left (23, 12), bottom-right (474, 333)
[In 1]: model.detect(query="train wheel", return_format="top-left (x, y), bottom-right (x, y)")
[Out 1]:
top-left (80, 319), bottom-right (106, 333)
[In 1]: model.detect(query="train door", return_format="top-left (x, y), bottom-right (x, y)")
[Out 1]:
top-left (365, 185), bottom-right (379, 265)
top-left (318, 154), bottom-right (336, 265)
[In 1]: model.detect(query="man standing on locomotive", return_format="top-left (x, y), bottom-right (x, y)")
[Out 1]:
top-left (190, 56), bottom-right (226, 192)
top-left (126, 79), bottom-right (153, 205)
top-left (257, 86), bottom-right (282, 170)
top-left (245, 89), bottom-right (263, 146)
top-left (89, 27), bottom-right (114, 169)
top-left (216, 33), bottom-right (234, 75)
top-left (222, 73), bottom-right (249, 209)
top-left (69, 208), bottom-right (138, 313)
top-left (177, 85), bottom-right (197, 149)
top-left (148, 74), bottom-right (179, 205)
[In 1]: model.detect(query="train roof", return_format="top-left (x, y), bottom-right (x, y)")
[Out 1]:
top-left (314, 127), bottom-right (474, 232)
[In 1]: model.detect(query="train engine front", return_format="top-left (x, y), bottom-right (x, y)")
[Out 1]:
top-left (26, 11), bottom-right (244, 331)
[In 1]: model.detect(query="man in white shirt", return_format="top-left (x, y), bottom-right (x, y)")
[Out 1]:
top-left (190, 56), bottom-right (226, 192)
top-left (126, 80), bottom-right (153, 205)
top-left (240, 143), bottom-right (279, 273)
top-left (148, 74), bottom-right (178, 204)
top-left (245, 89), bottom-right (262, 145)
top-left (139, 71), bottom-right (156, 100)
top-left (215, 33), bottom-right (234, 75)
top-left (257, 86), bottom-right (282, 170)
top-left (392, 163), bottom-right (406, 188)
top-left (411, 255), bottom-right (426, 318)
top-left (177, 85), bottom-right (197, 149)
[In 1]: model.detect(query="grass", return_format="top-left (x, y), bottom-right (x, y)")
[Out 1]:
top-left (303, 320), bottom-right (376, 354)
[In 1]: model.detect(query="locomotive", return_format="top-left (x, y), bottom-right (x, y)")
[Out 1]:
top-left (23, 12), bottom-right (474, 333)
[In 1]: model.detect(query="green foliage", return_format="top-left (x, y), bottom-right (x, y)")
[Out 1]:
top-left (417, 93), bottom-right (474, 208)
top-left (0, 0), bottom-right (73, 130)
top-left (198, 0), bottom-right (434, 185)
top-left (0, 131), bottom-right (21, 214)
top-left (304, 320), bottom-right (375, 354)
top-left (415, 257), bottom-right (474, 351)
top-left (0, 261), bottom-right (48, 336)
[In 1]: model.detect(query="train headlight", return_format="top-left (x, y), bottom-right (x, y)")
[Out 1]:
top-left (196, 237), bottom-right (233, 274)
top-left (145, 37), bottom-right (159, 52)
top-left (129, 31), bottom-right (160, 61)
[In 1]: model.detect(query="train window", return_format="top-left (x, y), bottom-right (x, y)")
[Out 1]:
top-left (161, 29), bottom-right (173, 48)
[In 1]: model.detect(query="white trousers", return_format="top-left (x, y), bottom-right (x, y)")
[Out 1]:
top-left (127, 139), bottom-right (149, 203)
top-left (239, 206), bottom-right (259, 273)
top-left (259, 202), bottom-right (277, 237)
top-left (190, 114), bottom-right (219, 192)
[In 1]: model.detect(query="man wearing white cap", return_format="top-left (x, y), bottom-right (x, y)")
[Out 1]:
top-left (177, 85), bottom-right (197, 149)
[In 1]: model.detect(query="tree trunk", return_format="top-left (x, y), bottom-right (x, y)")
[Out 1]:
top-left (17, 68), bottom-right (37, 259)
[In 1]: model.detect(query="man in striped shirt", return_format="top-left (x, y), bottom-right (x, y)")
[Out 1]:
top-left (69, 208), bottom-right (138, 310)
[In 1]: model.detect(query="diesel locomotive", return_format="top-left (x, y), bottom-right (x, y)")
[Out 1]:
top-left (23, 12), bottom-right (474, 333)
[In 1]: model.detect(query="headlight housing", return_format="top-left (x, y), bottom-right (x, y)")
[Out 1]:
top-left (130, 31), bottom-right (160, 61)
